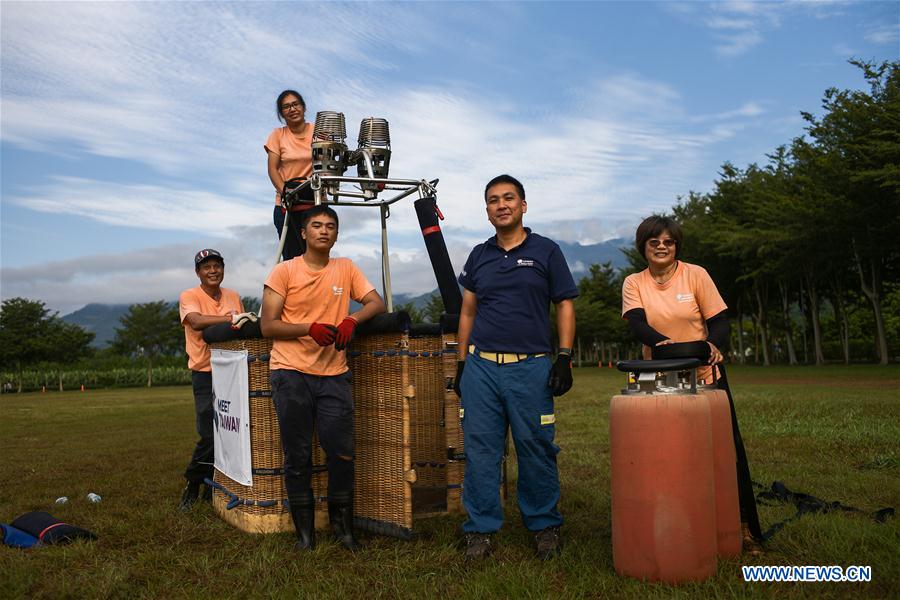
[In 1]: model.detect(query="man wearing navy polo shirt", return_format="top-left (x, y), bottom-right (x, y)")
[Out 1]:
top-left (454, 174), bottom-right (577, 562)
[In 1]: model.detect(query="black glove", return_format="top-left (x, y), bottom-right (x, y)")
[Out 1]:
top-left (548, 353), bottom-right (573, 396)
top-left (453, 360), bottom-right (465, 398)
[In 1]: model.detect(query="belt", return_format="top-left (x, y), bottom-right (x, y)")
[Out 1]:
top-left (468, 345), bottom-right (547, 365)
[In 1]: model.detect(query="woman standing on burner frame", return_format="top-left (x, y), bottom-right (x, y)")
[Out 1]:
top-left (265, 89), bottom-right (316, 261)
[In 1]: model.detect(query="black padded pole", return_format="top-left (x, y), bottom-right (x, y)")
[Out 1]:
top-left (413, 196), bottom-right (462, 316)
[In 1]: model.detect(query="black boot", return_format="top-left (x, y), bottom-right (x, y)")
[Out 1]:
top-left (179, 481), bottom-right (200, 512)
top-left (289, 489), bottom-right (316, 551)
top-left (328, 491), bottom-right (360, 551)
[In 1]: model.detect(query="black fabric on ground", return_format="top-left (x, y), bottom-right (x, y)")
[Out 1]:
top-left (623, 308), bottom-right (668, 346)
top-left (753, 480), bottom-right (894, 540)
top-left (10, 512), bottom-right (97, 544)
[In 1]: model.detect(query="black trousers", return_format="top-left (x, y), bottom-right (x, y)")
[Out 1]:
top-left (273, 206), bottom-right (307, 261)
top-left (184, 371), bottom-right (214, 483)
top-left (270, 369), bottom-right (355, 503)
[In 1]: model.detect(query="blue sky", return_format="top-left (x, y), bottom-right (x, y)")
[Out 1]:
top-left (2, 1), bottom-right (897, 314)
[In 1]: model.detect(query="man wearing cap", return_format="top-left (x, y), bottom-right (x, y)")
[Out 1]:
top-left (177, 249), bottom-right (245, 510)
top-left (453, 174), bottom-right (578, 561)
top-left (261, 204), bottom-right (386, 552)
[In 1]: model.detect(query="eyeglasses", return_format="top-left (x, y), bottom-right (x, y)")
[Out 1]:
top-left (647, 239), bottom-right (677, 248)
top-left (281, 102), bottom-right (304, 112)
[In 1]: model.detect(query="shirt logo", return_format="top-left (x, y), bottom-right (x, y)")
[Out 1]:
top-left (676, 293), bottom-right (694, 303)
top-left (516, 258), bottom-right (535, 267)
top-left (332, 285), bottom-right (344, 296)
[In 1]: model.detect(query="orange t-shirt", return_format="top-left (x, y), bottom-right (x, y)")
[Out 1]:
top-left (265, 257), bottom-right (376, 376)
top-left (265, 125), bottom-right (313, 204)
top-left (621, 261), bottom-right (727, 381)
top-left (179, 286), bottom-right (244, 372)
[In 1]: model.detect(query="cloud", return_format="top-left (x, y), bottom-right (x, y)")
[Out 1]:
top-left (0, 3), bottom-right (780, 313)
top-left (865, 24), bottom-right (900, 45)
top-left (833, 43), bottom-right (859, 57)
top-left (7, 177), bottom-right (261, 235)
top-left (670, 0), bottom-right (855, 57)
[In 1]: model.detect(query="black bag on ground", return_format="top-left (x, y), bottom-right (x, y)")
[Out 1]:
top-left (10, 511), bottom-right (97, 545)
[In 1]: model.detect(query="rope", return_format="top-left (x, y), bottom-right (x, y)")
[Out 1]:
top-left (204, 476), bottom-right (331, 510)
top-left (752, 480), bottom-right (894, 540)
top-left (204, 477), bottom-right (287, 510)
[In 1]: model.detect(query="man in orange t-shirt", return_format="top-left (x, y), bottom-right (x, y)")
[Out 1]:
top-left (177, 249), bottom-right (244, 511)
top-left (261, 204), bottom-right (386, 552)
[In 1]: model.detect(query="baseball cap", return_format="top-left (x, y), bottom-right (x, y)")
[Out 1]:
top-left (194, 248), bottom-right (224, 267)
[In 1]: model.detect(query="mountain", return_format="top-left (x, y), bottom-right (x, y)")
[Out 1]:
top-left (61, 240), bottom-right (629, 346)
top-left (61, 303), bottom-right (131, 348)
top-left (558, 238), bottom-right (630, 272)
top-left (390, 238), bottom-right (631, 311)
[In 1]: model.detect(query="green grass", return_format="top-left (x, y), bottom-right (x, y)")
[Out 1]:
top-left (1, 366), bottom-right (898, 599)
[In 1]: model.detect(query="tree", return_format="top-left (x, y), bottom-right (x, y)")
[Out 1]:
top-left (573, 262), bottom-right (630, 365)
top-left (802, 60), bottom-right (900, 364)
top-left (46, 319), bottom-right (95, 390)
top-left (241, 296), bottom-right (261, 314)
top-left (112, 301), bottom-right (183, 387)
top-left (395, 302), bottom-right (423, 324)
top-left (0, 298), bottom-right (53, 392)
top-left (423, 293), bottom-right (445, 323)
top-left (0, 298), bottom-right (94, 392)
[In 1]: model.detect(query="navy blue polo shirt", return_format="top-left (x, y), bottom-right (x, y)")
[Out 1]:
top-left (458, 228), bottom-right (578, 354)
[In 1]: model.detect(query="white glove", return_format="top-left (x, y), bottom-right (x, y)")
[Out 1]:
top-left (231, 312), bottom-right (258, 329)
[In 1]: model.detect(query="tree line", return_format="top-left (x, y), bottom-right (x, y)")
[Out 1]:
top-left (0, 296), bottom-right (260, 392)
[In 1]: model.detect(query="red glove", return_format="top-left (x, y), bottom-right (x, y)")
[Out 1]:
top-left (334, 317), bottom-right (358, 351)
top-left (308, 323), bottom-right (337, 346)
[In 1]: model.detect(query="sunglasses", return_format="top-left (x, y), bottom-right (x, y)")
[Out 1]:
top-left (647, 239), bottom-right (677, 248)
top-left (281, 102), bottom-right (304, 112)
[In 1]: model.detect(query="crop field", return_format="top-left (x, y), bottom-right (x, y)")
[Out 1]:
top-left (1, 366), bottom-right (898, 599)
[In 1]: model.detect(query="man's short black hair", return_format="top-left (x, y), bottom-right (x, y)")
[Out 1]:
top-left (301, 204), bottom-right (340, 230)
top-left (484, 174), bottom-right (525, 202)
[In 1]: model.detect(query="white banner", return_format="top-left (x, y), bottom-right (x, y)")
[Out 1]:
top-left (211, 349), bottom-right (252, 486)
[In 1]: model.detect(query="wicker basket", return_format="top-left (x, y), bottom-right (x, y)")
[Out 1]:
top-left (209, 331), bottom-right (465, 538)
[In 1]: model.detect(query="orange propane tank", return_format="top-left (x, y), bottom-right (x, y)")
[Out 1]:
top-left (701, 385), bottom-right (742, 558)
top-left (610, 359), bottom-right (717, 584)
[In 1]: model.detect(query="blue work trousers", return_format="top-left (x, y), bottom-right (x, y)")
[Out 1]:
top-left (460, 351), bottom-right (562, 533)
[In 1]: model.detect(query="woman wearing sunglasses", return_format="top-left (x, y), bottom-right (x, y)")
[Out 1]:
top-left (620, 214), bottom-right (764, 554)
top-left (621, 215), bottom-right (728, 373)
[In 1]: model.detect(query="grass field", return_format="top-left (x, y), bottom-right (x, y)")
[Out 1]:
top-left (1, 366), bottom-right (898, 599)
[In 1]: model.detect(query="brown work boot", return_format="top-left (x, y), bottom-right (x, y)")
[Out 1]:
top-left (534, 526), bottom-right (562, 560)
top-left (464, 533), bottom-right (493, 562)
top-left (741, 522), bottom-right (764, 556)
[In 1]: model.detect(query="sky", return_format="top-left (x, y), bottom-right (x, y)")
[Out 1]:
top-left (1, 1), bottom-right (898, 315)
